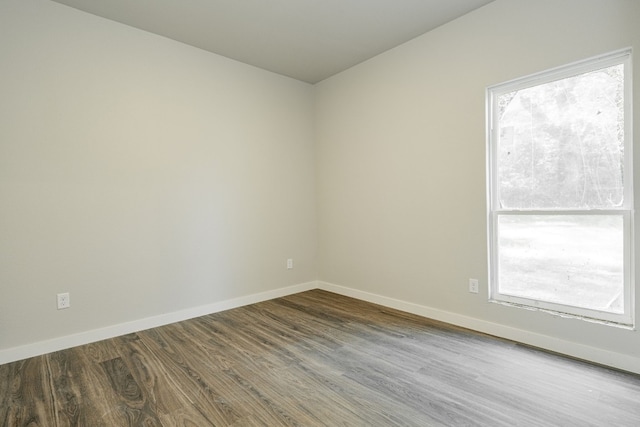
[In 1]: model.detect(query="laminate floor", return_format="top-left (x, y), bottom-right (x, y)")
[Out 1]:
top-left (1, 289), bottom-right (639, 426)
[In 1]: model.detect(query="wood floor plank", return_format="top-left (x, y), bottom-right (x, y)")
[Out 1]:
top-left (2, 289), bottom-right (640, 426)
top-left (135, 326), bottom-right (244, 426)
top-left (45, 350), bottom-right (85, 427)
top-left (109, 333), bottom-right (217, 426)
top-left (72, 340), bottom-right (146, 426)
top-left (99, 356), bottom-right (163, 426)
top-left (1, 357), bottom-right (57, 427)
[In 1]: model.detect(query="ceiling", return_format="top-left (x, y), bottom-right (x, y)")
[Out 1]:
top-left (50, 0), bottom-right (495, 84)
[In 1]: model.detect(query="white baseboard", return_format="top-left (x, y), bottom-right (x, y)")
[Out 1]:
top-left (317, 281), bottom-right (640, 375)
top-left (4, 280), bottom-right (639, 375)
top-left (0, 281), bottom-right (318, 365)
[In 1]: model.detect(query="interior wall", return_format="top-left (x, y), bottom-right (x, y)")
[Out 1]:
top-left (3, 0), bottom-right (640, 373)
top-left (0, 0), bottom-right (316, 352)
top-left (315, 0), bottom-right (640, 369)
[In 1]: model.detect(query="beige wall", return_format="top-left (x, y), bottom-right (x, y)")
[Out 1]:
top-left (315, 0), bottom-right (640, 368)
top-left (0, 0), bottom-right (316, 352)
top-left (3, 0), bottom-right (640, 372)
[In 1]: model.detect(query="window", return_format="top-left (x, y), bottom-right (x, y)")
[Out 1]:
top-left (487, 49), bottom-right (633, 326)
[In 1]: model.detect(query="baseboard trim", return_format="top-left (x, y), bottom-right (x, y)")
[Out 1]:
top-left (5, 280), bottom-right (639, 375)
top-left (317, 281), bottom-right (640, 375)
top-left (0, 281), bottom-right (318, 365)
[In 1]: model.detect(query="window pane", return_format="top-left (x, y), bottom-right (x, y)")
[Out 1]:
top-left (497, 65), bottom-right (624, 209)
top-left (498, 215), bottom-right (623, 314)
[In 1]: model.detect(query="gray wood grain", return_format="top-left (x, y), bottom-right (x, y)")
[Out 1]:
top-left (1, 289), bottom-right (639, 426)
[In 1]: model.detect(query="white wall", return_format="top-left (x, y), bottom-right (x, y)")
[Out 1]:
top-left (315, 0), bottom-right (640, 373)
top-left (0, 0), bottom-right (316, 356)
top-left (3, 0), bottom-right (640, 374)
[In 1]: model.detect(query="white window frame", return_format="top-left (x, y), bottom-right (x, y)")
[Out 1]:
top-left (486, 49), bottom-right (634, 326)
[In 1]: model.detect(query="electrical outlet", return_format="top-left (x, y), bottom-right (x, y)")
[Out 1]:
top-left (469, 279), bottom-right (479, 294)
top-left (57, 292), bottom-right (70, 310)
top-left (287, 258), bottom-right (293, 269)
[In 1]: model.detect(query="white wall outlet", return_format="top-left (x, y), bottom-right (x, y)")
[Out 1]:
top-left (57, 292), bottom-right (70, 310)
top-left (287, 258), bottom-right (293, 269)
top-left (469, 279), bottom-right (479, 294)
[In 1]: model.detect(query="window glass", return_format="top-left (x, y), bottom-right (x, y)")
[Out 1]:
top-left (488, 50), bottom-right (632, 325)
top-left (497, 215), bottom-right (623, 313)
top-left (497, 65), bottom-right (624, 210)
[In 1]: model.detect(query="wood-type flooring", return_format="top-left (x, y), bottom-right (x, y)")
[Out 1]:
top-left (1, 289), bottom-right (640, 426)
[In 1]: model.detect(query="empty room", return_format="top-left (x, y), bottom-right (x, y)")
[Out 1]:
top-left (1, 0), bottom-right (640, 425)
